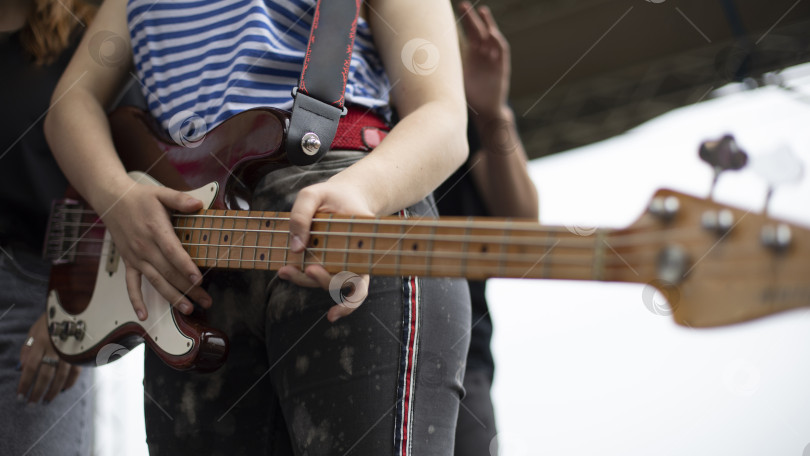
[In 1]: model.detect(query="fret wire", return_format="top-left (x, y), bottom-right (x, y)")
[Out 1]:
top-left (369, 220), bottom-right (378, 275)
top-left (192, 205), bottom-right (202, 266)
top-left (268, 211), bottom-right (275, 269)
top-left (299, 234), bottom-right (306, 271)
top-left (234, 211), bottom-right (247, 268)
top-left (343, 216), bottom-right (351, 271)
top-left (204, 208), bottom-right (213, 268)
top-left (395, 221), bottom-right (403, 276)
top-left (543, 230), bottom-right (555, 279)
top-left (498, 221), bottom-right (510, 277)
top-left (282, 215), bottom-right (289, 267)
top-left (250, 210), bottom-right (258, 269)
top-left (324, 214), bottom-right (333, 273)
top-left (427, 220), bottom-right (435, 276)
top-left (217, 209), bottom-right (227, 268)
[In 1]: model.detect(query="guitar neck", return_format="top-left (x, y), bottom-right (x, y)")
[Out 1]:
top-left (173, 210), bottom-right (617, 282)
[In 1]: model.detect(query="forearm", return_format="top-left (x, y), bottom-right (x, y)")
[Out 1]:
top-left (43, 0), bottom-right (134, 214)
top-left (44, 88), bottom-right (132, 213)
top-left (332, 101), bottom-right (468, 216)
top-left (470, 106), bottom-right (539, 219)
top-left (342, 0), bottom-right (468, 217)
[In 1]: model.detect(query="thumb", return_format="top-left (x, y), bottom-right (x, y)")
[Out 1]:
top-left (156, 187), bottom-right (203, 213)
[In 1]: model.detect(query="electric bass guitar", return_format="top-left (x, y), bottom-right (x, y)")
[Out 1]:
top-left (44, 107), bottom-right (810, 371)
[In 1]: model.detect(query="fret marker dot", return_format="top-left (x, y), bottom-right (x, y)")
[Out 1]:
top-left (481, 245), bottom-right (488, 253)
top-left (312, 238), bottom-right (319, 246)
top-left (203, 234), bottom-right (208, 241)
top-left (412, 243), bottom-right (418, 251)
top-left (185, 234), bottom-right (190, 241)
top-left (224, 235), bottom-right (229, 242)
top-left (260, 253), bottom-right (265, 260)
top-left (358, 240), bottom-right (364, 248)
top-left (265, 220), bottom-right (270, 227)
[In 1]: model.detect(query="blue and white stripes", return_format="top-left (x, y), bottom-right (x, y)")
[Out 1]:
top-left (127, 0), bottom-right (391, 136)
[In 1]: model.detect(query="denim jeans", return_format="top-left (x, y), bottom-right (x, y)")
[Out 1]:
top-left (144, 152), bottom-right (472, 455)
top-left (0, 245), bottom-right (94, 456)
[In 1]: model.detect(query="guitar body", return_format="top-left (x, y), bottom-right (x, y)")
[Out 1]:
top-left (46, 107), bottom-right (291, 371)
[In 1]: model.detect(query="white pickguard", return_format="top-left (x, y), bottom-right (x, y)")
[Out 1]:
top-left (48, 172), bottom-right (219, 363)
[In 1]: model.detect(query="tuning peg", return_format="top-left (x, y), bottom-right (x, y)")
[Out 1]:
top-left (699, 134), bottom-right (748, 198)
top-left (751, 143), bottom-right (804, 214)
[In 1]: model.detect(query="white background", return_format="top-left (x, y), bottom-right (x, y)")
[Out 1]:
top-left (94, 64), bottom-right (810, 455)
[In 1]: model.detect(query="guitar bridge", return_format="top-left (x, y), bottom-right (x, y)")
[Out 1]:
top-left (44, 199), bottom-right (84, 265)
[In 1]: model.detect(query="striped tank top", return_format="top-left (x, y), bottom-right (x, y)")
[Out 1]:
top-left (127, 0), bottom-right (391, 137)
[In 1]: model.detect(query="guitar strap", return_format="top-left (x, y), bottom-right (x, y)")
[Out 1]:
top-left (286, 0), bottom-right (362, 166)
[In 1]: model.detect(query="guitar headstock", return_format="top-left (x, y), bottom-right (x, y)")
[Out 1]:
top-left (608, 189), bottom-right (810, 327)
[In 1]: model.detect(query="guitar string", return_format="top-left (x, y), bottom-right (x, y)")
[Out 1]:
top-left (48, 242), bottom-right (599, 265)
top-left (46, 239), bottom-right (801, 271)
top-left (51, 228), bottom-right (601, 249)
top-left (57, 206), bottom-right (779, 242)
top-left (48, 246), bottom-right (800, 282)
top-left (47, 245), bottom-right (801, 283)
top-left (50, 219), bottom-right (734, 250)
top-left (53, 208), bottom-right (670, 238)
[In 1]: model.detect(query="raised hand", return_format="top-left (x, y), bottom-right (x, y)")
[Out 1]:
top-left (459, 1), bottom-right (511, 118)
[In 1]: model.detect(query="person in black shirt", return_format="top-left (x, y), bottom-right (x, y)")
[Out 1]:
top-left (439, 3), bottom-right (539, 455)
top-left (0, 1), bottom-right (96, 454)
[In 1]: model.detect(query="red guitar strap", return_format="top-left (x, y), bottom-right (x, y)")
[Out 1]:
top-left (286, 0), bottom-right (362, 165)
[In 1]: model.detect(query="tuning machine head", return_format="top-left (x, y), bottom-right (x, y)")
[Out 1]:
top-left (699, 134), bottom-right (749, 198)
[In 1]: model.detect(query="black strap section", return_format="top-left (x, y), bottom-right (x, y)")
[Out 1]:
top-left (286, 0), bottom-right (360, 166)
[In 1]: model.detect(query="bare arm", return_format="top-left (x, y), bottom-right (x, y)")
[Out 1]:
top-left (44, 0), bottom-right (211, 320)
top-left (460, 2), bottom-right (538, 219)
top-left (281, 0), bottom-right (469, 319)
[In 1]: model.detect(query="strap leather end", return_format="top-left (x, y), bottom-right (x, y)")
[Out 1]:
top-left (285, 90), bottom-right (345, 166)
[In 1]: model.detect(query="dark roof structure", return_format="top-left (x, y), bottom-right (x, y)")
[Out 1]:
top-left (481, 0), bottom-right (810, 158)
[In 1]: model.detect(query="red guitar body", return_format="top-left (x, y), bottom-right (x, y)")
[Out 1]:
top-left (46, 107), bottom-right (291, 371)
